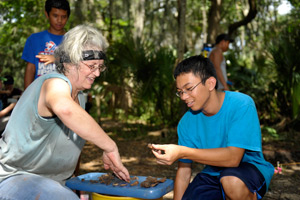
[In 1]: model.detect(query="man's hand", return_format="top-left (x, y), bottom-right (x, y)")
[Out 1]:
top-left (150, 144), bottom-right (181, 165)
top-left (36, 54), bottom-right (55, 65)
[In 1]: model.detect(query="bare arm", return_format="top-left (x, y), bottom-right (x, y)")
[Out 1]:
top-left (209, 50), bottom-right (229, 90)
top-left (38, 78), bottom-right (130, 181)
top-left (151, 144), bottom-right (244, 167)
top-left (0, 90), bottom-right (11, 95)
top-left (0, 103), bottom-right (16, 118)
top-left (174, 162), bottom-right (192, 200)
top-left (24, 62), bottom-right (36, 90)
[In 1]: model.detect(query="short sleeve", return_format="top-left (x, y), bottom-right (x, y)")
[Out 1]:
top-left (22, 35), bottom-right (36, 64)
top-left (227, 102), bottom-right (262, 152)
top-left (177, 114), bottom-right (195, 163)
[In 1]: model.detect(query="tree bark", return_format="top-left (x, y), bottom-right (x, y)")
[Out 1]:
top-left (132, 0), bottom-right (145, 41)
top-left (228, 0), bottom-right (257, 36)
top-left (177, 0), bottom-right (186, 64)
top-left (73, 0), bottom-right (86, 24)
top-left (202, 0), bottom-right (208, 44)
top-left (207, 0), bottom-right (222, 44)
top-left (106, 0), bottom-right (113, 42)
top-left (158, 0), bottom-right (170, 44)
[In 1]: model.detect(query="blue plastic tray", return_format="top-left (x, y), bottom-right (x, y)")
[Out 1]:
top-left (66, 172), bottom-right (174, 199)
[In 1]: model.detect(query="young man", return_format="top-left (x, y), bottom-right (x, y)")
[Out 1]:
top-left (209, 33), bottom-right (233, 91)
top-left (150, 55), bottom-right (274, 200)
top-left (22, 0), bottom-right (70, 90)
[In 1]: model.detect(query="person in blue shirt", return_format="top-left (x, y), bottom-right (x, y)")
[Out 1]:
top-left (150, 55), bottom-right (274, 200)
top-left (22, 0), bottom-right (71, 90)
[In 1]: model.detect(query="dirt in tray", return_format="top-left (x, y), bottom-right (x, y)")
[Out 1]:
top-left (79, 119), bottom-right (300, 200)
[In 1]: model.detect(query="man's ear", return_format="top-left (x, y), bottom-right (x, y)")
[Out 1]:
top-left (207, 77), bottom-right (217, 91)
top-left (44, 10), bottom-right (49, 19)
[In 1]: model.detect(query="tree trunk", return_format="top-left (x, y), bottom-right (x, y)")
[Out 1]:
top-left (206, 0), bottom-right (257, 43)
top-left (158, 0), bottom-right (170, 44)
top-left (202, 0), bottom-right (208, 44)
top-left (73, 0), bottom-right (86, 24)
top-left (132, 0), bottom-right (145, 41)
top-left (176, 0), bottom-right (186, 64)
top-left (207, 0), bottom-right (222, 44)
top-left (108, 0), bottom-right (113, 42)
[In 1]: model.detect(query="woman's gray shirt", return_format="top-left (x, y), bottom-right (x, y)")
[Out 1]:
top-left (0, 72), bottom-right (86, 185)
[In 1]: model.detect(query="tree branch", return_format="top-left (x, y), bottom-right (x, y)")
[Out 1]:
top-left (228, 0), bottom-right (257, 36)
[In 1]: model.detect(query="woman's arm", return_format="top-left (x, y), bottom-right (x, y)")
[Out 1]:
top-left (38, 78), bottom-right (130, 181)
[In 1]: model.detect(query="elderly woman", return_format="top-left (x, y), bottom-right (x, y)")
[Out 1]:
top-left (0, 25), bottom-right (130, 199)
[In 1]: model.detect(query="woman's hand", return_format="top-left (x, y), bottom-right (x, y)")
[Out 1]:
top-left (102, 149), bottom-right (130, 182)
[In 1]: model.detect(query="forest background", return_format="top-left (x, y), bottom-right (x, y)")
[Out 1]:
top-left (0, 0), bottom-right (299, 149)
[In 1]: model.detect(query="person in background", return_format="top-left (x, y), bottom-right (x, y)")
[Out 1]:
top-left (0, 76), bottom-right (21, 134)
top-left (22, 0), bottom-right (70, 90)
top-left (0, 24), bottom-right (130, 199)
top-left (0, 75), bottom-right (22, 110)
top-left (150, 55), bottom-right (274, 200)
top-left (0, 77), bottom-right (7, 111)
top-left (209, 33), bottom-right (233, 91)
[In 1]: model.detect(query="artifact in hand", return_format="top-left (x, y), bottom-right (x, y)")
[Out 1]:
top-left (147, 143), bottom-right (165, 154)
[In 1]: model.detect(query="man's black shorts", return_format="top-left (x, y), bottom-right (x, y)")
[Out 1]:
top-left (182, 162), bottom-right (266, 200)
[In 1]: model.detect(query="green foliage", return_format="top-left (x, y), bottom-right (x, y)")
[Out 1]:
top-left (261, 126), bottom-right (280, 139)
top-left (226, 52), bottom-right (280, 124)
top-left (268, 15), bottom-right (300, 120)
top-left (289, 0), bottom-right (300, 8)
top-left (135, 47), bottom-right (181, 126)
top-left (91, 34), bottom-right (181, 126)
top-left (0, 0), bottom-right (299, 132)
top-left (0, 0), bottom-right (46, 88)
top-left (292, 77), bottom-right (300, 119)
top-left (223, 1), bottom-right (300, 130)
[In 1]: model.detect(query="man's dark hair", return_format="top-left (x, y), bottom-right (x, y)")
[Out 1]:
top-left (173, 55), bottom-right (218, 89)
top-left (3, 75), bottom-right (14, 85)
top-left (215, 33), bottom-right (234, 44)
top-left (45, 0), bottom-right (71, 17)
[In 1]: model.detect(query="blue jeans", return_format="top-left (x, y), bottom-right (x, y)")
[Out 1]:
top-left (0, 174), bottom-right (79, 200)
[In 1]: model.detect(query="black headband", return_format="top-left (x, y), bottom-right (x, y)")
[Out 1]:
top-left (60, 50), bottom-right (106, 63)
top-left (82, 50), bottom-right (106, 60)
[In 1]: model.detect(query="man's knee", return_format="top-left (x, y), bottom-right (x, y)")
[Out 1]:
top-left (220, 176), bottom-right (256, 200)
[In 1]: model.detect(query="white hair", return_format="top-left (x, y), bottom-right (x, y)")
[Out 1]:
top-left (55, 24), bottom-right (108, 74)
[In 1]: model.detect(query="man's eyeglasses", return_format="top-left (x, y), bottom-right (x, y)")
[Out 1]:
top-left (82, 62), bottom-right (106, 72)
top-left (176, 81), bottom-right (202, 97)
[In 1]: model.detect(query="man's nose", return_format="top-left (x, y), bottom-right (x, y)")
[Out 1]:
top-left (180, 92), bottom-right (189, 100)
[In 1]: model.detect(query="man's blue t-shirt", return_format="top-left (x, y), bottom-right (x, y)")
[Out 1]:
top-left (177, 91), bottom-right (274, 189)
top-left (22, 30), bottom-right (63, 79)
